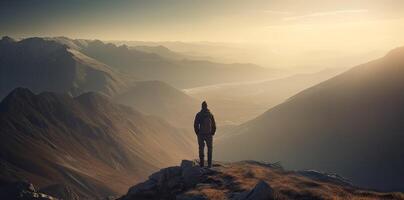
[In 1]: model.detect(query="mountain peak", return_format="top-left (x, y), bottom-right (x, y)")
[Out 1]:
top-left (0, 36), bottom-right (16, 44)
top-left (4, 87), bottom-right (35, 98)
top-left (119, 160), bottom-right (403, 200)
top-left (0, 88), bottom-right (35, 108)
top-left (0, 87), bottom-right (35, 111)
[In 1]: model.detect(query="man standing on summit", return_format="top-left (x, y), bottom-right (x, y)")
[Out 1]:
top-left (194, 101), bottom-right (216, 168)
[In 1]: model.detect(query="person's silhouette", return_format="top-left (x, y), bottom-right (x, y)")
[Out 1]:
top-left (194, 101), bottom-right (216, 168)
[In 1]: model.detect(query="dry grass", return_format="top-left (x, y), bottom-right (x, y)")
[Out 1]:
top-left (183, 162), bottom-right (404, 200)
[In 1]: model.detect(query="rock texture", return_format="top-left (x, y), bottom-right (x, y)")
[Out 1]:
top-left (119, 160), bottom-right (404, 200)
top-left (121, 160), bottom-right (206, 200)
top-left (0, 181), bottom-right (58, 200)
top-left (239, 181), bottom-right (274, 200)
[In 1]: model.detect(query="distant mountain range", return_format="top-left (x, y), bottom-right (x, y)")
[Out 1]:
top-left (52, 36), bottom-right (281, 89)
top-left (131, 45), bottom-right (211, 61)
top-left (0, 88), bottom-right (195, 199)
top-left (0, 36), bottom-right (280, 128)
top-left (216, 46), bottom-right (404, 191)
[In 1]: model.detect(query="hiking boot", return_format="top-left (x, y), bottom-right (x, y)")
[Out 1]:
top-left (199, 158), bottom-right (204, 167)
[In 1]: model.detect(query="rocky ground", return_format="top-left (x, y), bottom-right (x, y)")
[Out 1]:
top-left (119, 160), bottom-right (404, 200)
top-left (0, 181), bottom-right (58, 200)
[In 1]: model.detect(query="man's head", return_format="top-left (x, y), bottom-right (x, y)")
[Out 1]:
top-left (201, 101), bottom-right (208, 110)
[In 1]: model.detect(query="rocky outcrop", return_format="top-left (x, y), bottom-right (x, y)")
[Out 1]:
top-left (0, 181), bottom-right (58, 200)
top-left (121, 160), bottom-right (274, 200)
top-left (119, 160), bottom-right (404, 200)
top-left (120, 160), bottom-right (206, 200)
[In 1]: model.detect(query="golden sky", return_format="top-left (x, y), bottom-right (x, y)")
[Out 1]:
top-left (1, 0), bottom-right (403, 69)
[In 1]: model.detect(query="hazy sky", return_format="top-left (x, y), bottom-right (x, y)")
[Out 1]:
top-left (1, 0), bottom-right (404, 68)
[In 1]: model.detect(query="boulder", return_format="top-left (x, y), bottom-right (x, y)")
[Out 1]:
top-left (123, 165), bottom-right (184, 199)
top-left (121, 161), bottom-right (214, 200)
top-left (241, 180), bottom-right (274, 200)
top-left (149, 166), bottom-right (182, 186)
top-left (182, 167), bottom-right (203, 188)
top-left (181, 160), bottom-right (194, 169)
top-left (126, 179), bottom-right (157, 197)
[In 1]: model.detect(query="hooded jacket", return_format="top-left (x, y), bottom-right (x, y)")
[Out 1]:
top-left (194, 109), bottom-right (216, 135)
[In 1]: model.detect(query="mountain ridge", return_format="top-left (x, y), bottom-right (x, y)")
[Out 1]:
top-left (216, 46), bottom-right (404, 191)
top-left (0, 88), bottom-right (196, 199)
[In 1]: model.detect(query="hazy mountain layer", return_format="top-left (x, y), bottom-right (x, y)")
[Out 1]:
top-left (186, 68), bottom-right (344, 125)
top-left (131, 45), bottom-right (190, 60)
top-left (55, 37), bottom-right (280, 89)
top-left (0, 36), bottom-right (126, 100)
top-left (0, 88), bottom-right (196, 199)
top-left (216, 47), bottom-right (404, 191)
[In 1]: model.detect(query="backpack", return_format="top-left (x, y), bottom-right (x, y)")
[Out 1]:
top-left (199, 113), bottom-right (212, 135)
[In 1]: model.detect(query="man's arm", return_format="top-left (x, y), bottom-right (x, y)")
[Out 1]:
top-left (194, 113), bottom-right (200, 135)
top-left (211, 114), bottom-right (216, 135)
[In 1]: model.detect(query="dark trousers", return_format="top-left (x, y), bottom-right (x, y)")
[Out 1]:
top-left (197, 134), bottom-right (213, 167)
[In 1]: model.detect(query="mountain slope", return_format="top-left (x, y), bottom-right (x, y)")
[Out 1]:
top-left (113, 80), bottom-right (199, 128)
top-left (0, 36), bottom-right (126, 99)
top-left (216, 47), bottom-right (404, 191)
top-left (0, 88), bottom-right (195, 199)
top-left (119, 160), bottom-right (404, 200)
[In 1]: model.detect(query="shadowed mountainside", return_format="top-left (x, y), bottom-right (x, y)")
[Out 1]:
top-left (0, 88), bottom-right (196, 199)
top-left (216, 46), bottom-right (404, 191)
top-left (118, 160), bottom-right (404, 200)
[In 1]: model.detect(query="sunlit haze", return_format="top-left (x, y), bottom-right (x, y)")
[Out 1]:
top-left (2, 0), bottom-right (404, 70)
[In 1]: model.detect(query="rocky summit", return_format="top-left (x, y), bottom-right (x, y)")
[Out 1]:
top-left (118, 160), bottom-right (404, 200)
